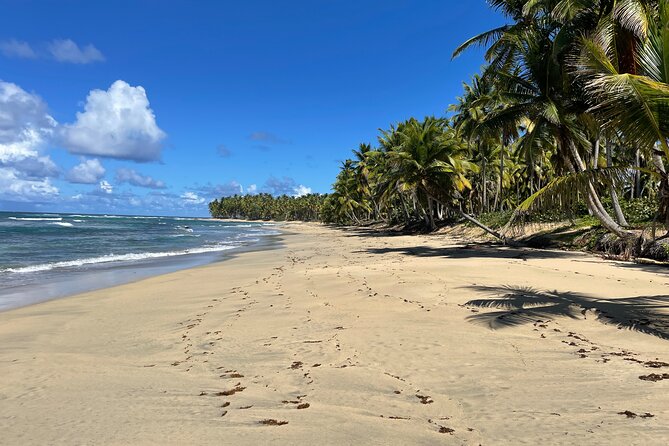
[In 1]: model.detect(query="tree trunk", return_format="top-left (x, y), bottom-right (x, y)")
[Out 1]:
top-left (529, 166), bottom-right (534, 195)
top-left (634, 149), bottom-right (642, 199)
top-left (658, 176), bottom-right (669, 231)
top-left (651, 146), bottom-right (669, 232)
top-left (458, 207), bottom-right (505, 242)
top-left (538, 157), bottom-right (543, 190)
top-left (397, 191), bottom-right (411, 224)
top-left (415, 197), bottom-right (430, 230)
top-left (427, 197), bottom-right (436, 231)
top-left (499, 147), bottom-right (505, 211)
top-left (606, 142), bottom-right (628, 226)
top-left (437, 202), bottom-right (444, 220)
top-left (482, 158), bottom-right (488, 213)
top-left (567, 141), bottom-right (633, 238)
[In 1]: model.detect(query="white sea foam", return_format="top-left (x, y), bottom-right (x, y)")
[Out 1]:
top-left (51, 222), bottom-right (74, 227)
top-left (68, 214), bottom-right (163, 220)
top-left (1, 244), bottom-right (238, 274)
top-left (8, 217), bottom-right (63, 221)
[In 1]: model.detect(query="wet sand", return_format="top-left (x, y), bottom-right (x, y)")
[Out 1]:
top-left (0, 223), bottom-right (667, 445)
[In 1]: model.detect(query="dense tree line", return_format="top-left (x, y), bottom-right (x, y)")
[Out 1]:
top-left (209, 193), bottom-right (326, 221)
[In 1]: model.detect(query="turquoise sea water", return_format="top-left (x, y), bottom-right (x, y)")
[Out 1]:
top-left (0, 211), bottom-right (279, 310)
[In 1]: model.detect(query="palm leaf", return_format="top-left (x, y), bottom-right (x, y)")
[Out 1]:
top-left (574, 35), bottom-right (669, 158)
top-left (452, 25), bottom-right (511, 59)
top-left (613, 0), bottom-right (650, 39)
top-left (552, 0), bottom-right (593, 22)
top-left (513, 166), bottom-right (657, 216)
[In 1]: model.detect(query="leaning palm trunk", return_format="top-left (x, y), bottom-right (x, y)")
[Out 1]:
top-left (458, 204), bottom-right (505, 242)
top-left (566, 140), bottom-right (634, 239)
top-left (606, 143), bottom-right (629, 226)
top-left (398, 193), bottom-right (411, 224)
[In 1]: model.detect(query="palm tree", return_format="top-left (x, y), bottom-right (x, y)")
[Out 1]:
top-left (454, 0), bottom-right (637, 238)
top-left (451, 74), bottom-right (504, 213)
top-left (375, 117), bottom-right (503, 238)
top-left (572, 0), bottom-right (669, 230)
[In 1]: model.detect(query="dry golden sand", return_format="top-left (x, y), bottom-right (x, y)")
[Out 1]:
top-left (1, 223), bottom-right (668, 445)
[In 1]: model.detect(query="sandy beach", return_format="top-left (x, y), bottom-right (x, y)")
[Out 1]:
top-left (1, 223), bottom-right (668, 445)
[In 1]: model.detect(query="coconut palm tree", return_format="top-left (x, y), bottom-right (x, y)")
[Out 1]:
top-left (454, 0), bottom-right (637, 238)
top-left (572, 0), bottom-right (669, 230)
top-left (451, 74), bottom-right (505, 213)
top-left (375, 117), bottom-right (504, 237)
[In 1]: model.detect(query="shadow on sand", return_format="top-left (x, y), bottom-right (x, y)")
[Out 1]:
top-left (361, 244), bottom-right (577, 260)
top-left (464, 285), bottom-right (669, 340)
top-left (348, 225), bottom-right (669, 339)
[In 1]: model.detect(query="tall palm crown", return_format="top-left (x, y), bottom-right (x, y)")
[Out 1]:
top-left (384, 117), bottom-right (475, 205)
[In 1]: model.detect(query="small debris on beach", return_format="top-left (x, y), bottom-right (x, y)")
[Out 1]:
top-left (216, 386), bottom-right (246, 396)
top-left (259, 419), bottom-right (288, 426)
top-left (639, 373), bottom-right (669, 382)
top-left (416, 394), bottom-right (433, 404)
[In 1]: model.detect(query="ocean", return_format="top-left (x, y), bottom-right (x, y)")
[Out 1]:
top-left (0, 211), bottom-right (280, 311)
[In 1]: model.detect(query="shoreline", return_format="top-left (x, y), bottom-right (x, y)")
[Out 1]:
top-left (0, 222), bottom-right (667, 444)
top-left (0, 229), bottom-right (284, 313)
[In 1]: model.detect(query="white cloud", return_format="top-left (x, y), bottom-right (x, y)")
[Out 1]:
top-left (194, 181), bottom-right (243, 199)
top-left (181, 191), bottom-right (205, 205)
top-left (0, 80), bottom-right (56, 144)
top-left (47, 39), bottom-right (104, 64)
top-left (263, 176), bottom-right (312, 197)
top-left (115, 168), bottom-right (166, 189)
top-left (99, 180), bottom-right (113, 194)
top-left (0, 39), bottom-right (104, 64)
top-left (60, 80), bottom-right (166, 162)
top-left (8, 154), bottom-right (58, 179)
top-left (0, 133), bottom-right (58, 179)
top-left (0, 80), bottom-right (60, 202)
top-left (66, 158), bottom-right (105, 184)
top-left (0, 167), bottom-right (58, 202)
top-left (0, 39), bottom-right (36, 59)
top-left (293, 185), bottom-right (312, 197)
top-left (247, 184), bottom-right (257, 194)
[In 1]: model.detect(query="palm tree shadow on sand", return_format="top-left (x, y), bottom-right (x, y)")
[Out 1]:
top-left (465, 285), bottom-right (669, 340)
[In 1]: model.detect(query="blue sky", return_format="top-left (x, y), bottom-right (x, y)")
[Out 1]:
top-left (0, 0), bottom-right (505, 216)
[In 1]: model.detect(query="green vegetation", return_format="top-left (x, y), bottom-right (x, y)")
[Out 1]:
top-left (210, 1), bottom-right (669, 256)
top-left (209, 193), bottom-right (326, 221)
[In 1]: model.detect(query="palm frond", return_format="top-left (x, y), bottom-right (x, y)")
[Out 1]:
top-left (452, 25), bottom-right (511, 59)
top-left (613, 0), bottom-right (649, 39)
top-left (514, 166), bottom-right (657, 215)
top-left (551, 0), bottom-right (593, 23)
top-left (573, 35), bottom-right (669, 157)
